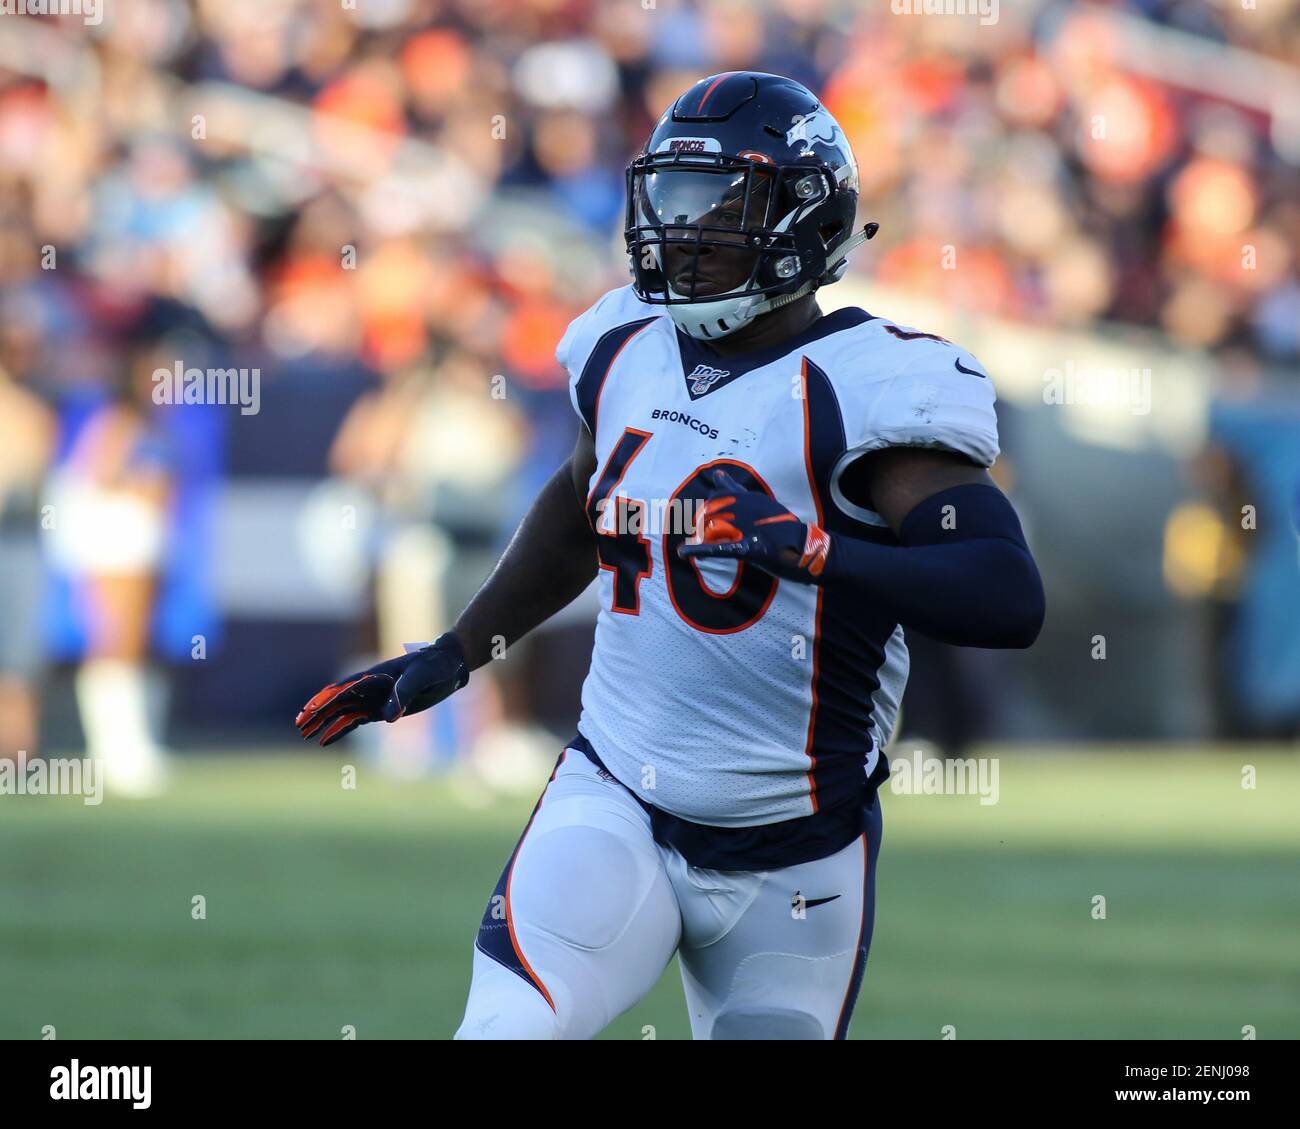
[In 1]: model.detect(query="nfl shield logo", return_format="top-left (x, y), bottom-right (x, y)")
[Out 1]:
top-left (687, 363), bottom-right (732, 397)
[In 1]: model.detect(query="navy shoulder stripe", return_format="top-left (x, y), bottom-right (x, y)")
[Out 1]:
top-left (803, 356), bottom-right (900, 813)
top-left (574, 317), bottom-right (656, 435)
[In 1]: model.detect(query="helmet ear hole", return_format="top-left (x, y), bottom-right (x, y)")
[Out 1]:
top-left (819, 222), bottom-right (844, 249)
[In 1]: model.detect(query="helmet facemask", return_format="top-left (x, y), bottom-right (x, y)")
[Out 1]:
top-left (626, 152), bottom-right (838, 340)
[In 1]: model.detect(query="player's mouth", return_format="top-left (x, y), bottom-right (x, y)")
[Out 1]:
top-left (671, 268), bottom-right (731, 296)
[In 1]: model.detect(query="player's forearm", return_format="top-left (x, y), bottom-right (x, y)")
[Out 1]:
top-left (452, 460), bottom-right (598, 671)
top-left (822, 484), bottom-right (1045, 649)
top-left (824, 536), bottom-right (1044, 647)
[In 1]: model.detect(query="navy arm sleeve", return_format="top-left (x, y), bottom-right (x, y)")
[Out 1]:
top-left (820, 484), bottom-right (1045, 649)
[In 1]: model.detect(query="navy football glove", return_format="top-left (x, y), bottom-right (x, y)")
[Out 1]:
top-left (295, 632), bottom-right (469, 747)
top-left (678, 468), bottom-right (831, 583)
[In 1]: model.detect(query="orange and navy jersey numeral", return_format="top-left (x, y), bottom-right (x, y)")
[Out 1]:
top-left (883, 325), bottom-right (949, 345)
top-left (587, 428), bottom-right (654, 614)
top-left (662, 460), bottom-right (779, 635)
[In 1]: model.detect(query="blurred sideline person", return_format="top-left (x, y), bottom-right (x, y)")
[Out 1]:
top-left (46, 358), bottom-right (174, 796)
top-left (297, 74), bottom-right (1044, 1040)
top-left (0, 364), bottom-right (56, 765)
top-left (328, 351), bottom-right (556, 785)
top-left (1189, 358), bottom-right (1300, 739)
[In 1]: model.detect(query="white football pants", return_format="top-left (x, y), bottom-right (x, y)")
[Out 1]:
top-left (455, 746), bottom-right (882, 1040)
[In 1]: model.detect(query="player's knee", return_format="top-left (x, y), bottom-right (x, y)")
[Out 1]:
top-left (455, 1005), bottom-right (561, 1041)
top-left (511, 824), bottom-right (648, 951)
top-left (710, 1007), bottom-right (827, 1040)
top-left (456, 956), bottom-right (563, 1040)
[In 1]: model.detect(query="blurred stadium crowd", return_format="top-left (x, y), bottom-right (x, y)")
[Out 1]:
top-left (0, 0), bottom-right (1297, 791)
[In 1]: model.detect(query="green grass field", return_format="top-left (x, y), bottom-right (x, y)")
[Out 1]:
top-left (2, 748), bottom-right (1297, 1039)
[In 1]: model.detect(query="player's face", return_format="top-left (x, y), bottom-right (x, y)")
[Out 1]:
top-left (637, 166), bottom-right (773, 297)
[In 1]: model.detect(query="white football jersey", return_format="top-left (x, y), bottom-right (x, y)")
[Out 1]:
top-left (557, 285), bottom-right (999, 828)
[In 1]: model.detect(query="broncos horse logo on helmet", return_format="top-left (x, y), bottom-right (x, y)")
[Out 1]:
top-left (785, 108), bottom-right (846, 153)
top-left (625, 71), bottom-right (878, 341)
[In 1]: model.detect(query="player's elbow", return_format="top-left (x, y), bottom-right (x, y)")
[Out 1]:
top-left (943, 542), bottom-right (1043, 650)
top-left (996, 547), bottom-right (1045, 649)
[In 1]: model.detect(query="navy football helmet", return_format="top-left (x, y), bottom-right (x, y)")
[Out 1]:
top-left (625, 71), bottom-right (877, 340)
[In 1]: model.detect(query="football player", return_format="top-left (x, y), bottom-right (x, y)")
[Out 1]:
top-left (296, 72), bottom-right (1044, 1040)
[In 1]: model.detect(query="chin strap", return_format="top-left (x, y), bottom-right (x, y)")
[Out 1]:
top-left (763, 281), bottom-right (816, 313)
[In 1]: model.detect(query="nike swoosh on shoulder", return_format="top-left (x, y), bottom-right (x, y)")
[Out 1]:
top-left (953, 358), bottom-right (986, 378)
